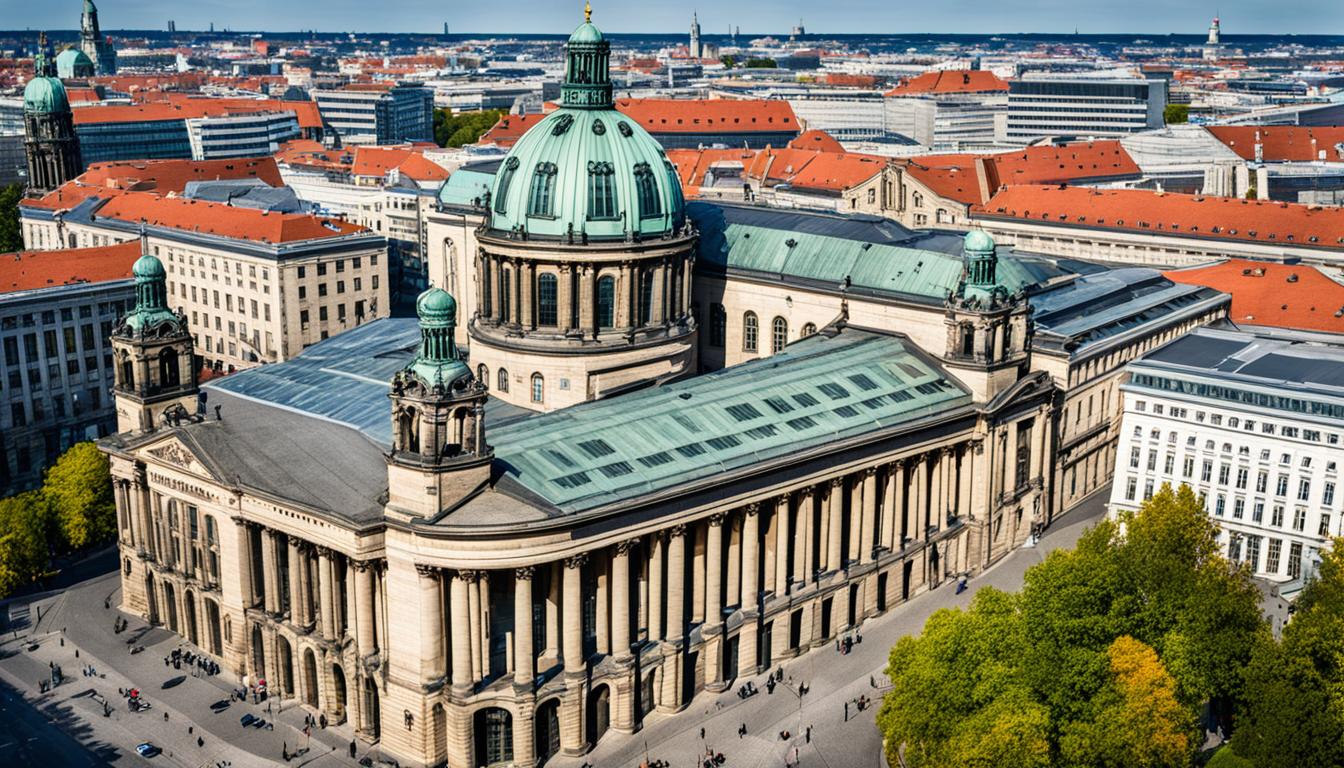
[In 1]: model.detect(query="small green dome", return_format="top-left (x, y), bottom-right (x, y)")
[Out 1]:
top-left (55, 48), bottom-right (94, 79)
top-left (964, 230), bottom-right (995, 254)
top-left (23, 75), bottom-right (69, 114)
top-left (416, 287), bottom-right (457, 327)
top-left (133, 253), bottom-right (166, 280)
top-left (569, 22), bottom-right (604, 44)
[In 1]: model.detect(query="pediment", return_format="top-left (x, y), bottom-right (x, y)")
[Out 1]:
top-left (138, 436), bottom-right (217, 482)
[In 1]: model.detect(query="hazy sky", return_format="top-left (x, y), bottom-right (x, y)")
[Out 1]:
top-left (6, 0), bottom-right (1340, 35)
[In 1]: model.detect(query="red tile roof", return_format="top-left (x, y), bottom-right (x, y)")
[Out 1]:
top-left (2, 240), bottom-right (140, 293)
top-left (904, 141), bottom-right (1140, 206)
top-left (1205, 126), bottom-right (1344, 162)
top-left (886, 70), bottom-right (1009, 96)
top-left (76, 158), bottom-right (284, 194)
top-left (665, 148), bottom-right (757, 194)
top-left (788, 130), bottom-right (845, 153)
top-left (349, 146), bottom-right (449, 182)
top-left (614, 98), bottom-right (799, 135)
top-left (478, 113), bottom-right (546, 148)
top-left (1165, 259), bottom-right (1344, 334)
top-left (74, 97), bottom-right (323, 129)
top-left (975, 186), bottom-right (1344, 249)
top-left (93, 192), bottom-right (367, 244)
top-left (20, 182), bottom-right (112, 211)
top-left (668, 145), bottom-right (886, 195)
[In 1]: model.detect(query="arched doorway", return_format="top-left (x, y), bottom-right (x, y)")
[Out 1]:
top-left (251, 625), bottom-right (266, 678)
top-left (331, 663), bottom-right (347, 721)
top-left (205, 599), bottom-right (222, 655)
top-left (163, 582), bottom-right (178, 633)
top-left (473, 707), bottom-right (514, 767)
top-left (183, 589), bottom-right (198, 645)
top-left (276, 636), bottom-right (294, 697)
top-left (362, 677), bottom-right (380, 739)
top-left (535, 698), bottom-right (561, 766)
top-left (302, 648), bottom-right (319, 708)
top-left (586, 684), bottom-right (610, 747)
top-left (145, 578), bottom-right (159, 625)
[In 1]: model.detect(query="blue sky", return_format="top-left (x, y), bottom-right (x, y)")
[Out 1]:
top-left (6, 0), bottom-right (1339, 35)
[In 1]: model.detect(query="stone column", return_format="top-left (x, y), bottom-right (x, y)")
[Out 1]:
top-left (615, 263), bottom-right (632, 329)
top-left (741, 504), bottom-right (760, 610)
top-left (489, 255), bottom-right (502, 323)
top-left (893, 460), bottom-right (909, 548)
top-left (705, 514), bottom-right (724, 628)
top-left (860, 468), bottom-right (878, 563)
top-left (612, 542), bottom-right (634, 660)
top-left (795, 487), bottom-right (813, 583)
top-left (958, 444), bottom-right (973, 520)
top-left (665, 527), bottom-right (686, 642)
top-left (261, 531), bottom-right (279, 615)
top-left (234, 520), bottom-right (255, 608)
top-left (286, 536), bottom-right (302, 621)
top-left (595, 554), bottom-right (610, 656)
top-left (451, 571), bottom-right (472, 691)
top-left (468, 573), bottom-right (483, 683)
top-left (725, 516), bottom-right (741, 609)
top-left (521, 261), bottom-right (535, 329)
top-left (416, 564), bottom-right (445, 684)
top-left (354, 561), bottom-right (376, 657)
top-left (581, 266), bottom-right (596, 335)
top-left (774, 495), bottom-right (791, 595)
top-left (514, 567), bottom-right (535, 686)
top-left (559, 264), bottom-right (573, 333)
top-left (914, 455), bottom-right (928, 539)
top-left (880, 464), bottom-right (897, 551)
top-left (648, 533), bottom-right (664, 642)
top-left (826, 478), bottom-right (844, 573)
top-left (652, 262), bottom-right (667, 324)
top-left (930, 451), bottom-right (945, 534)
top-left (562, 555), bottom-right (587, 673)
top-left (317, 547), bottom-right (336, 641)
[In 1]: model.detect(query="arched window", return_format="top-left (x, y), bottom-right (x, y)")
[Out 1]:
top-left (743, 312), bottom-right (758, 353)
top-left (494, 157), bottom-right (519, 213)
top-left (527, 162), bottom-right (558, 218)
top-left (531, 374), bottom-right (544, 404)
top-left (633, 163), bottom-right (661, 219)
top-left (771, 316), bottom-right (788, 354)
top-left (710, 303), bottom-right (726, 348)
top-left (496, 368), bottom-right (509, 393)
top-left (597, 275), bottom-right (615, 329)
top-left (538, 273), bottom-right (558, 326)
top-left (500, 269), bottom-right (512, 324)
top-left (159, 348), bottom-right (179, 389)
top-left (587, 161), bottom-right (617, 220)
top-left (638, 269), bottom-right (653, 325)
top-left (477, 364), bottom-right (488, 386)
top-left (802, 322), bottom-right (817, 337)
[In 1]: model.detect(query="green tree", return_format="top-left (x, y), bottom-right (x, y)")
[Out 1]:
top-left (0, 491), bottom-right (52, 597)
top-left (434, 108), bottom-right (506, 148)
top-left (719, 54), bottom-right (737, 68)
top-left (42, 442), bottom-right (116, 551)
top-left (745, 57), bottom-right (777, 68)
top-left (0, 182), bottom-right (25, 252)
top-left (1233, 538), bottom-right (1344, 768)
top-left (1164, 103), bottom-right (1190, 125)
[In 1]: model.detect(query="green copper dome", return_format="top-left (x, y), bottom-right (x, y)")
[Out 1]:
top-left (964, 230), bottom-right (995, 254)
top-left (122, 244), bottom-right (180, 332)
top-left (486, 10), bottom-right (685, 241)
top-left (24, 75), bottom-right (69, 114)
top-left (404, 288), bottom-right (471, 387)
top-left (962, 229), bottom-right (1001, 301)
top-left (55, 47), bottom-right (94, 79)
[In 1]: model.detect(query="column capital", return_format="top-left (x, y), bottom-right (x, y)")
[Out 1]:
top-left (892, 457), bottom-right (906, 470)
top-left (414, 563), bottom-right (440, 578)
top-left (743, 501), bottom-right (761, 517)
top-left (229, 515), bottom-right (248, 528)
top-left (352, 559), bottom-right (372, 573)
top-left (971, 438), bottom-right (986, 455)
top-left (563, 553), bottom-right (588, 570)
top-left (940, 445), bottom-right (954, 457)
top-left (795, 485), bottom-right (814, 501)
top-left (863, 466), bottom-right (878, 478)
top-left (454, 568), bottom-right (480, 581)
top-left (708, 513), bottom-right (726, 528)
top-left (829, 476), bottom-right (845, 489)
top-left (313, 545), bottom-right (334, 559)
top-left (668, 524), bottom-right (688, 539)
top-left (285, 533), bottom-right (304, 547)
top-left (613, 539), bottom-right (638, 556)
top-left (515, 565), bottom-right (536, 581)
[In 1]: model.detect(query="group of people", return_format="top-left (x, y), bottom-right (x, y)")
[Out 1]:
top-left (164, 646), bottom-right (220, 676)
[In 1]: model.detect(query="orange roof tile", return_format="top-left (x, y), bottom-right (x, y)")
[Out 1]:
top-left (904, 141), bottom-right (1140, 206)
top-left (901, 162), bottom-right (981, 205)
top-left (92, 192), bottom-right (367, 244)
top-left (666, 148), bottom-right (758, 194)
top-left (76, 158), bottom-right (283, 194)
top-left (1165, 259), bottom-right (1344, 334)
top-left (478, 113), bottom-right (546, 148)
top-left (886, 70), bottom-right (1009, 96)
top-left (74, 97), bottom-right (323, 130)
top-left (975, 186), bottom-right (1344, 249)
top-left (1205, 126), bottom-right (1344, 162)
top-left (788, 130), bottom-right (844, 153)
top-left (2, 240), bottom-right (140, 292)
top-left (614, 98), bottom-right (799, 135)
top-left (349, 146), bottom-right (449, 182)
top-left (20, 182), bottom-right (114, 211)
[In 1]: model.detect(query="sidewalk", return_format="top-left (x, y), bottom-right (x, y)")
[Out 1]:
top-left (550, 488), bottom-right (1110, 768)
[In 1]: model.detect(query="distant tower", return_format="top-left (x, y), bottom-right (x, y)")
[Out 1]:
top-left (168, 20), bottom-right (175, 33)
top-left (111, 226), bottom-right (199, 435)
top-left (1207, 16), bottom-right (1222, 45)
top-left (689, 12), bottom-right (703, 58)
top-left (385, 288), bottom-right (492, 521)
top-left (23, 35), bottom-right (83, 195)
top-left (443, 21), bottom-right (449, 36)
top-left (80, 0), bottom-right (117, 75)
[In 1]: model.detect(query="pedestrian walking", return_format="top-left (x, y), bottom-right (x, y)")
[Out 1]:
top-left (844, 701), bottom-right (849, 721)
top-left (700, 726), bottom-right (706, 740)
top-left (164, 711), bottom-right (169, 722)
top-left (349, 740), bottom-right (357, 759)
top-left (806, 725), bottom-right (811, 743)
top-left (197, 736), bottom-right (204, 748)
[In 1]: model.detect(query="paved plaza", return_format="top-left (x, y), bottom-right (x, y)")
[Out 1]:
top-left (0, 490), bottom-right (1107, 768)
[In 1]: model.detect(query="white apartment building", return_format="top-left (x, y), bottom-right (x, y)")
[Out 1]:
top-left (1109, 327), bottom-right (1344, 594)
top-left (884, 94), bottom-right (1008, 151)
top-left (185, 111), bottom-right (301, 160)
top-left (1006, 75), bottom-right (1166, 145)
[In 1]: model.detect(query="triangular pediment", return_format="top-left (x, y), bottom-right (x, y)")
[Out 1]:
top-left (137, 436), bottom-right (218, 482)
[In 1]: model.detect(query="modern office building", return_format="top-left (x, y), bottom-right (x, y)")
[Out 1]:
top-left (185, 111), bottom-right (302, 160)
top-left (1108, 327), bottom-right (1344, 594)
top-left (1005, 75), bottom-right (1166, 144)
top-left (312, 83), bottom-right (434, 146)
top-left (1, 240), bottom-right (138, 494)
top-left (73, 99), bottom-right (324, 164)
top-left (884, 70), bottom-right (1010, 151)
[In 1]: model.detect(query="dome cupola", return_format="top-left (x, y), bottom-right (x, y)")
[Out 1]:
top-left (122, 224), bottom-right (182, 334)
top-left (485, 4), bottom-right (685, 242)
top-left (962, 229), bottom-right (1000, 301)
top-left (403, 288), bottom-right (471, 389)
top-left (23, 35), bottom-right (70, 115)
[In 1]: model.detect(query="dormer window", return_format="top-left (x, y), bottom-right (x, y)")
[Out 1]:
top-left (633, 162), bottom-right (661, 219)
top-left (527, 162), bottom-right (558, 218)
top-left (587, 160), bottom-right (617, 220)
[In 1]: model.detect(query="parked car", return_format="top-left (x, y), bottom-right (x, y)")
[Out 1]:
top-left (239, 713), bottom-right (256, 727)
top-left (135, 742), bottom-right (161, 757)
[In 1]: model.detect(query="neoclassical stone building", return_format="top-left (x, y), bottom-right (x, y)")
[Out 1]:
top-left (101, 12), bottom-right (1231, 768)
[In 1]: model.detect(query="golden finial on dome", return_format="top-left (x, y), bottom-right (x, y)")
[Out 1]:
top-left (584, 1), bottom-right (592, 22)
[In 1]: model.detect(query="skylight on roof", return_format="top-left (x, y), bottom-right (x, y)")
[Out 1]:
top-left (786, 415), bottom-right (817, 431)
top-left (792, 392), bottom-right (820, 408)
top-left (553, 471), bottom-right (591, 489)
top-left (848, 373), bottom-right (879, 391)
top-left (637, 452), bottom-right (674, 468)
top-left (818, 382), bottom-right (850, 400)
top-left (725, 403), bottom-right (764, 422)
top-left (598, 461), bottom-right (634, 479)
top-left (675, 442), bottom-right (706, 458)
top-left (764, 396), bottom-right (794, 414)
top-left (707, 435), bottom-right (742, 450)
top-left (833, 405), bottom-right (860, 418)
top-left (576, 439), bottom-right (615, 459)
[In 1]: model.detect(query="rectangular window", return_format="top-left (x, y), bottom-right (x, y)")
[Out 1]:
top-left (1325, 482), bottom-right (1336, 507)
top-left (1218, 464), bottom-right (1230, 485)
top-left (1233, 498), bottom-right (1244, 519)
top-left (1252, 501), bottom-right (1264, 524)
top-left (1130, 446), bottom-right (1141, 469)
top-left (1293, 507), bottom-right (1307, 532)
top-left (1126, 477), bottom-right (1137, 500)
top-left (1272, 505), bottom-right (1285, 527)
top-left (1298, 478), bottom-right (1311, 502)
top-left (1256, 470), bottom-right (1268, 493)
top-left (1183, 457), bottom-right (1194, 478)
top-left (1214, 495), bottom-right (1225, 516)
top-left (1320, 513), bottom-right (1332, 538)
top-left (1287, 542), bottom-right (1302, 580)
top-left (1245, 535), bottom-right (1262, 572)
top-left (1235, 467), bottom-right (1248, 489)
top-left (1276, 475), bottom-right (1289, 496)
top-left (1201, 461), bottom-right (1212, 482)
top-left (1266, 538), bottom-right (1282, 574)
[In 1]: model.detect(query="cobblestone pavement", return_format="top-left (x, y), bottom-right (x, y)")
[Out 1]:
top-left (550, 488), bottom-right (1110, 768)
top-left (0, 490), bottom-right (1107, 768)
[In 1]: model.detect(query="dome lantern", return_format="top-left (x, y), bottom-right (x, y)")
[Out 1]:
top-left (561, 3), bottom-right (613, 110)
top-left (963, 229), bottom-right (999, 299)
top-left (122, 222), bottom-right (180, 333)
top-left (404, 288), bottom-right (471, 388)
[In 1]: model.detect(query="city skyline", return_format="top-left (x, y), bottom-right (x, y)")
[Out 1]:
top-left (4, 0), bottom-right (1342, 36)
